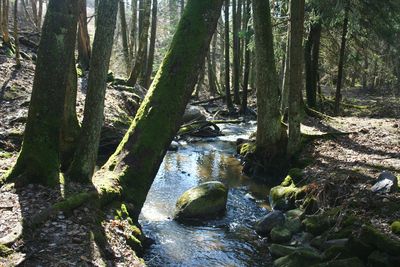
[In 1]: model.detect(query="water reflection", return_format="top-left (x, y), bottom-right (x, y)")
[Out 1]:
top-left (140, 123), bottom-right (272, 266)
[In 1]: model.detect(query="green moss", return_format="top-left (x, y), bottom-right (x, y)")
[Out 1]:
top-left (323, 245), bottom-right (351, 260)
top-left (0, 151), bottom-right (13, 159)
top-left (269, 176), bottom-right (307, 210)
top-left (391, 221), bottom-right (400, 235)
top-left (312, 257), bottom-right (364, 267)
top-left (271, 226), bottom-right (293, 243)
top-left (53, 192), bottom-right (95, 212)
top-left (0, 244), bottom-right (13, 257)
top-left (239, 142), bottom-right (256, 157)
top-left (358, 224), bottom-right (400, 256)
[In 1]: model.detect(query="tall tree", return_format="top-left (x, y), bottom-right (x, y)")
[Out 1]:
top-left (77, 0), bottom-right (91, 70)
top-left (252, 0), bottom-right (288, 175)
top-left (2, 0), bottom-right (79, 186)
top-left (119, 0), bottom-right (130, 74)
top-left (305, 17), bottom-right (321, 109)
top-left (129, 0), bottom-right (137, 56)
top-left (13, 0), bottom-right (21, 67)
top-left (241, 0), bottom-right (251, 114)
top-left (93, 0), bottom-right (223, 218)
top-left (126, 0), bottom-right (150, 86)
top-left (224, 0), bottom-right (233, 110)
top-left (144, 0), bottom-right (158, 88)
top-left (67, 0), bottom-right (119, 182)
top-left (281, 19), bottom-right (290, 113)
top-left (1, 0), bottom-right (11, 48)
top-left (287, 0), bottom-right (305, 157)
top-left (232, 0), bottom-right (241, 104)
top-left (334, 2), bottom-right (349, 115)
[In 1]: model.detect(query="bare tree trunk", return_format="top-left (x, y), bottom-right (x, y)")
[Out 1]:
top-left (287, 0), bottom-right (305, 157)
top-left (2, 0), bottom-right (11, 47)
top-left (305, 18), bottom-right (321, 109)
top-left (207, 43), bottom-right (217, 96)
top-left (130, 0), bottom-right (137, 56)
top-left (180, 0), bottom-right (184, 17)
top-left (119, 0), bottom-right (130, 74)
top-left (67, 0), bottom-right (119, 182)
top-left (232, 0), bottom-right (240, 104)
top-left (0, 0), bottom-right (2, 35)
top-left (144, 0), bottom-right (157, 88)
top-left (29, 0), bottom-right (38, 25)
top-left (224, 0), bottom-right (233, 110)
top-left (281, 21), bottom-right (290, 113)
top-left (241, 0), bottom-right (250, 114)
top-left (37, 0), bottom-right (43, 27)
top-left (334, 3), bottom-right (349, 115)
top-left (77, 0), bottom-right (91, 70)
top-left (126, 0), bottom-right (151, 87)
top-left (93, 0), bottom-right (223, 219)
top-left (13, 0), bottom-right (20, 67)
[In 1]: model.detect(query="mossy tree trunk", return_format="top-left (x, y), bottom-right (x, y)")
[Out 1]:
top-left (2, 0), bottom-right (79, 186)
top-left (144, 0), bottom-right (157, 89)
top-left (287, 0), bottom-right (305, 157)
top-left (77, 0), bottom-right (91, 70)
top-left (94, 0), bottom-right (223, 219)
top-left (60, 55), bottom-right (80, 171)
top-left (126, 0), bottom-right (150, 87)
top-left (67, 0), bottom-right (119, 183)
top-left (252, 0), bottom-right (288, 176)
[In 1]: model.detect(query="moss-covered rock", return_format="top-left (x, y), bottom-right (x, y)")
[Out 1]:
top-left (311, 257), bottom-right (364, 267)
top-left (269, 176), bottom-right (307, 211)
top-left (271, 226), bottom-right (293, 243)
top-left (286, 209), bottom-right (305, 220)
top-left (390, 221), bottom-right (400, 235)
top-left (269, 244), bottom-right (320, 258)
top-left (255, 210), bottom-right (285, 236)
top-left (367, 250), bottom-right (391, 267)
top-left (0, 244), bottom-right (12, 257)
top-left (322, 245), bottom-right (351, 260)
top-left (274, 250), bottom-right (322, 267)
top-left (285, 217), bottom-right (302, 234)
top-left (302, 216), bottom-right (331, 236)
top-left (357, 224), bottom-right (400, 256)
top-left (288, 168), bottom-right (304, 182)
top-left (174, 181), bottom-right (228, 222)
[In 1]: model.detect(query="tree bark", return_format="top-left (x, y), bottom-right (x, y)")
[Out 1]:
top-left (126, 0), bottom-right (150, 87)
top-left (241, 0), bottom-right (251, 114)
top-left (232, 0), bottom-right (240, 104)
top-left (67, 0), bottom-right (119, 182)
top-left (2, 0), bottom-right (79, 186)
top-left (29, 0), bottom-right (38, 25)
top-left (334, 4), bottom-right (349, 115)
top-left (93, 0), bottom-right (223, 219)
top-left (144, 0), bottom-right (157, 88)
top-left (252, 0), bottom-right (288, 175)
top-left (224, 0), bottom-right (233, 110)
top-left (119, 0), bottom-right (130, 74)
top-left (305, 19), bottom-right (321, 109)
top-left (280, 20), bottom-right (290, 113)
top-left (13, 0), bottom-right (20, 67)
top-left (77, 0), bottom-right (91, 70)
top-left (129, 0), bottom-right (137, 56)
top-left (2, 0), bottom-right (11, 47)
top-left (287, 0), bottom-right (305, 157)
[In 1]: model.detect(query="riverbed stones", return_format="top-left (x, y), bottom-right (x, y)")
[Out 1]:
top-left (174, 181), bottom-right (228, 222)
top-left (269, 244), bottom-right (320, 258)
top-left (273, 250), bottom-right (322, 267)
top-left (269, 176), bottom-right (306, 211)
top-left (371, 171), bottom-right (398, 193)
top-left (270, 226), bottom-right (292, 243)
top-left (255, 210), bottom-right (285, 236)
top-left (182, 105), bottom-right (206, 124)
top-left (312, 257), bottom-right (364, 267)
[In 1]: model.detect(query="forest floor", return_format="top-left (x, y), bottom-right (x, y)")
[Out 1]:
top-left (1, 37), bottom-right (400, 266)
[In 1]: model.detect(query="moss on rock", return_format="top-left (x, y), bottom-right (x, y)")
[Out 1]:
top-left (390, 221), bottom-right (400, 235)
top-left (269, 176), bottom-right (307, 211)
top-left (271, 226), bottom-right (293, 243)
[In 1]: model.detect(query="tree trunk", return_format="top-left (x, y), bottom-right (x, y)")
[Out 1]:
top-left (207, 46), bottom-right (217, 96)
top-left (232, 0), bottom-right (240, 104)
top-left (224, 0), bottom-right (233, 110)
top-left (305, 19), bottom-right (321, 109)
top-left (280, 20), bottom-right (290, 113)
top-left (37, 0), bottom-right (43, 27)
top-left (287, 0), bottom-right (305, 157)
top-left (334, 3), bottom-right (349, 115)
top-left (119, 0), bottom-right (130, 75)
top-left (129, 0), bottom-right (137, 56)
top-left (252, 0), bottom-right (287, 176)
top-left (180, 0), bottom-right (184, 17)
top-left (29, 0), bottom-right (38, 25)
top-left (0, 0), bottom-right (2, 36)
top-left (144, 0), bottom-right (157, 88)
top-left (13, 0), bottom-right (20, 67)
top-left (77, 0), bottom-right (91, 70)
top-left (60, 55), bottom-right (80, 171)
top-left (241, 0), bottom-right (250, 114)
top-left (93, 0), bottom-right (223, 219)
top-left (126, 0), bottom-right (150, 87)
top-left (2, 0), bottom-right (79, 186)
top-left (2, 0), bottom-right (11, 47)
top-left (67, 0), bottom-right (119, 182)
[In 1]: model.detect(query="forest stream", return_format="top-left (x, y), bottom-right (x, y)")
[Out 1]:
top-left (140, 123), bottom-right (272, 266)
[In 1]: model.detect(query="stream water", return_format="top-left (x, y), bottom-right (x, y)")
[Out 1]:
top-left (139, 123), bottom-right (273, 266)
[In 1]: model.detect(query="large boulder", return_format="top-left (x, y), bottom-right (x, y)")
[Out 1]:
top-left (174, 181), bottom-right (228, 222)
top-left (182, 105), bottom-right (206, 124)
top-left (269, 176), bottom-right (307, 211)
top-left (254, 210), bottom-right (285, 236)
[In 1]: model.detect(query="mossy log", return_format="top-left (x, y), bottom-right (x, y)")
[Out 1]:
top-left (92, 0), bottom-right (224, 219)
